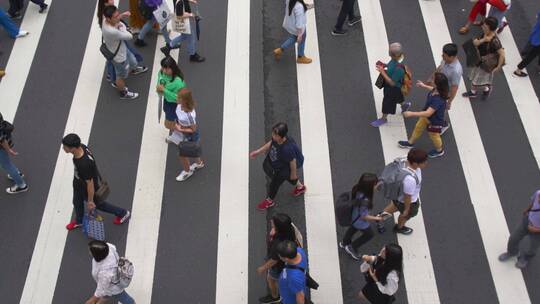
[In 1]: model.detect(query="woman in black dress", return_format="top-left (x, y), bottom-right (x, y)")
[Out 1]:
top-left (359, 243), bottom-right (403, 304)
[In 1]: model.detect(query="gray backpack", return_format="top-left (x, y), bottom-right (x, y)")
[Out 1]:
top-left (378, 157), bottom-right (419, 201)
top-left (112, 251), bottom-right (134, 289)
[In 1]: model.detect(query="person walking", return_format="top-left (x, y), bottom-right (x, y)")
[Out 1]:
top-left (276, 240), bottom-right (309, 304)
top-left (134, 0), bottom-right (171, 47)
top-left (0, 113), bottom-right (28, 194)
top-left (371, 42), bottom-right (410, 127)
top-left (102, 5), bottom-right (148, 100)
top-left (85, 240), bottom-right (136, 304)
top-left (462, 17), bottom-right (505, 100)
top-left (377, 148), bottom-right (428, 235)
top-left (157, 56), bottom-right (186, 133)
top-left (499, 190), bottom-right (540, 269)
top-left (399, 73), bottom-right (448, 159)
top-left (273, 0), bottom-right (312, 64)
top-left (458, 0), bottom-right (510, 35)
top-left (359, 244), bottom-right (402, 304)
top-left (0, 8), bottom-right (28, 38)
top-left (159, 0), bottom-right (205, 62)
top-left (7, 0), bottom-right (47, 19)
top-left (417, 43), bottom-right (462, 134)
top-left (513, 10), bottom-right (540, 78)
top-left (250, 122), bottom-right (306, 211)
top-left (174, 88), bottom-right (204, 181)
top-left (338, 173), bottom-right (382, 260)
top-left (257, 213), bottom-right (304, 304)
top-left (331, 0), bottom-right (361, 36)
top-left (62, 134), bottom-right (131, 231)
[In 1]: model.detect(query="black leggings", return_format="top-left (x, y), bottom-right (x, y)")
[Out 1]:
top-left (267, 173), bottom-right (297, 200)
top-left (518, 44), bottom-right (540, 70)
top-left (342, 226), bottom-right (374, 251)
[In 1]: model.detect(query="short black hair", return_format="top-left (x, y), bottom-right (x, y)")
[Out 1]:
top-left (89, 240), bottom-right (109, 262)
top-left (442, 43), bottom-right (458, 57)
top-left (62, 133), bottom-right (81, 148)
top-left (103, 5), bottom-right (117, 19)
top-left (407, 148), bottom-right (428, 165)
top-left (484, 17), bottom-right (498, 32)
top-left (277, 240), bottom-right (297, 259)
top-left (272, 122), bottom-right (288, 138)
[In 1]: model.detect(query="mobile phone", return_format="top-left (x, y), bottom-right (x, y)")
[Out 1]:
top-left (376, 60), bottom-right (386, 67)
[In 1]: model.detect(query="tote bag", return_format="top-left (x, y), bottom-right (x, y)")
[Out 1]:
top-left (153, 2), bottom-right (172, 29)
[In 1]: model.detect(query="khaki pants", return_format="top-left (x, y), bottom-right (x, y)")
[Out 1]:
top-left (409, 117), bottom-right (443, 150)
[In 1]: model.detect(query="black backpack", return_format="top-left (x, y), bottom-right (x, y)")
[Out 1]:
top-left (0, 120), bottom-right (14, 148)
top-left (335, 192), bottom-right (364, 227)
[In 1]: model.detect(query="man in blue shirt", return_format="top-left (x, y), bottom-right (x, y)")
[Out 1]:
top-left (514, 10), bottom-right (540, 77)
top-left (277, 240), bottom-right (308, 304)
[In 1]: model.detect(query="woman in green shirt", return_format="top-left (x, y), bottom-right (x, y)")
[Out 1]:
top-left (157, 56), bottom-right (186, 133)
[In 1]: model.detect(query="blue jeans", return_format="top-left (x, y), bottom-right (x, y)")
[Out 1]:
top-left (0, 149), bottom-right (25, 187)
top-left (138, 17), bottom-right (171, 43)
top-left (280, 30), bottom-right (306, 57)
top-left (169, 33), bottom-right (196, 55)
top-left (105, 290), bottom-right (135, 304)
top-left (0, 8), bottom-right (19, 38)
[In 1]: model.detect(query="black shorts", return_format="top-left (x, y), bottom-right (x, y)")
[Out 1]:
top-left (392, 200), bottom-right (420, 219)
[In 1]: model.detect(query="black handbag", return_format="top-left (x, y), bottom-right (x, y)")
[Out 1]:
top-left (462, 38), bottom-right (481, 68)
top-left (100, 38), bottom-right (122, 61)
top-left (178, 141), bottom-right (201, 157)
top-left (94, 171), bottom-right (110, 203)
top-left (375, 74), bottom-right (385, 89)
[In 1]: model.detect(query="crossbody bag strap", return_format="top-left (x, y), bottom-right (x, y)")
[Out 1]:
top-left (102, 36), bottom-right (122, 57)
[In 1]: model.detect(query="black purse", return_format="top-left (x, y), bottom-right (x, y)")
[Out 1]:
top-left (375, 74), bottom-right (385, 89)
top-left (100, 38), bottom-right (122, 61)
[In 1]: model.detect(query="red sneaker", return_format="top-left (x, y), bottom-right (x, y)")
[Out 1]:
top-left (66, 220), bottom-right (82, 231)
top-left (257, 198), bottom-right (275, 210)
top-left (113, 211), bottom-right (131, 225)
top-left (292, 185), bottom-right (307, 197)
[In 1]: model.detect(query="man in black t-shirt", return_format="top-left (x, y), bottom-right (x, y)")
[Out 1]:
top-left (62, 134), bottom-right (130, 231)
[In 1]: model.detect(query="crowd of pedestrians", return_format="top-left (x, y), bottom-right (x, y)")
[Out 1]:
top-left (1, 1), bottom-right (540, 304)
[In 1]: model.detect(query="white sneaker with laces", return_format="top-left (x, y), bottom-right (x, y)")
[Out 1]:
top-left (176, 170), bottom-right (193, 182)
top-left (120, 210), bottom-right (131, 224)
top-left (16, 30), bottom-right (29, 38)
top-left (189, 162), bottom-right (205, 171)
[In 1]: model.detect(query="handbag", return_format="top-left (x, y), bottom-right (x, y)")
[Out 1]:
top-left (100, 38), bottom-right (122, 61)
top-left (178, 141), bottom-right (201, 157)
top-left (480, 53), bottom-right (499, 73)
top-left (153, 1), bottom-right (173, 29)
top-left (83, 210), bottom-right (106, 241)
top-left (462, 38), bottom-right (481, 67)
top-left (94, 171), bottom-right (111, 203)
top-left (375, 73), bottom-right (384, 89)
top-left (173, 17), bottom-right (191, 34)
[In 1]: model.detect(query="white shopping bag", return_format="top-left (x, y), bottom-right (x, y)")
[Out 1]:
top-left (153, 2), bottom-right (173, 29)
top-left (172, 17), bottom-right (191, 34)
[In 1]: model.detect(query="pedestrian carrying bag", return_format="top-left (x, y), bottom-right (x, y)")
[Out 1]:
top-left (112, 250), bottom-right (135, 289)
top-left (285, 265), bottom-right (319, 290)
top-left (377, 157), bottom-right (419, 201)
top-left (396, 63), bottom-right (412, 96)
top-left (100, 39), bottom-right (122, 61)
top-left (335, 192), bottom-right (358, 226)
top-left (83, 210), bottom-right (106, 241)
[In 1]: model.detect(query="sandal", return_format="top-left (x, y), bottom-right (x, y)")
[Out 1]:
top-left (513, 70), bottom-right (528, 77)
top-left (459, 26), bottom-right (469, 35)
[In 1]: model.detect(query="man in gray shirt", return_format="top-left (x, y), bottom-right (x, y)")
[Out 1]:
top-left (416, 43), bottom-right (462, 134)
top-left (102, 6), bottom-right (148, 100)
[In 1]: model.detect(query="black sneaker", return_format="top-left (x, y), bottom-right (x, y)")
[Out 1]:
top-left (394, 224), bottom-right (413, 235)
top-left (39, 4), bottom-right (48, 13)
top-left (190, 53), bottom-right (206, 62)
top-left (160, 45), bottom-right (171, 57)
top-left (259, 294), bottom-right (281, 304)
top-left (376, 221), bottom-right (386, 233)
top-left (348, 16), bottom-right (362, 27)
top-left (462, 91), bottom-right (477, 98)
top-left (9, 12), bottom-right (22, 19)
top-left (6, 184), bottom-right (28, 194)
top-left (331, 28), bottom-right (347, 36)
top-left (134, 39), bottom-right (147, 47)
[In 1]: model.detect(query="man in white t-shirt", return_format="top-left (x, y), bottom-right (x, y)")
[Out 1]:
top-left (380, 148), bottom-right (428, 235)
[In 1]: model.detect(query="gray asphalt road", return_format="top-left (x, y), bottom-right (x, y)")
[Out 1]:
top-left (0, 0), bottom-right (539, 303)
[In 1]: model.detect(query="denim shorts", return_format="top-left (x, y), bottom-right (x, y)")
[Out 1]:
top-left (112, 59), bottom-right (130, 79)
top-left (268, 267), bottom-right (281, 280)
top-left (163, 100), bottom-right (178, 121)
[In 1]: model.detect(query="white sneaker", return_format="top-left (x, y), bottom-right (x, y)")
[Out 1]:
top-left (120, 90), bottom-right (139, 100)
top-left (441, 123), bottom-right (450, 135)
top-left (176, 170), bottom-right (193, 182)
top-left (189, 162), bottom-right (205, 171)
top-left (16, 30), bottom-right (29, 38)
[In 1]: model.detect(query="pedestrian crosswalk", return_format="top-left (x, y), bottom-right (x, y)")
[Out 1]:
top-left (0, 0), bottom-right (539, 303)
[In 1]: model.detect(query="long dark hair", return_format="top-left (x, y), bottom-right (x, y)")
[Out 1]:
top-left (288, 0), bottom-right (307, 15)
top-left (160, 56), bottom-right (185, 81)
top-left (351, 173), bottom-right (378, 209)
top-left (433, 72), bottom-right (449, 100)
top-left (272, 213), bottom-right (296, 242)
top-left (377, 243), bottom-right (403, 283)
top-left (97, 0), bottom-right (107, 27)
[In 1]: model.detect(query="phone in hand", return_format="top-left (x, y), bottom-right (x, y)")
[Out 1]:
top-left (376, 60), bottom-right (386, 67)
